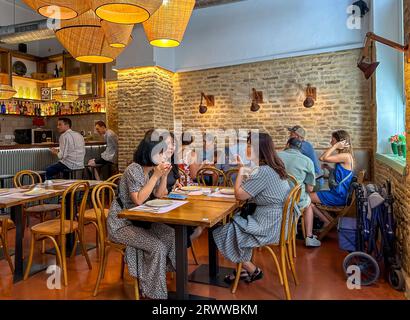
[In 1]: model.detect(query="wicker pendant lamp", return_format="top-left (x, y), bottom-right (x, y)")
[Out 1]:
top-left (0, 84), bottom-right (17, 100)
top-left (101, 21), bottom-right (133, 48)
top-left (143, 0), bottom-right (195, 48)
top-left (53, 90), bottom-right (78, 103)
top-left (22, 0), bottom-right (90, 20)
top-left (91, 0), bottom-right (163, 24)
top-left (55, 10), bottom-right (125, 64)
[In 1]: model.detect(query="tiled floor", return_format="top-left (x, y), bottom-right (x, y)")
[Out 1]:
top-left (0, 223), bottom-right (405, 300)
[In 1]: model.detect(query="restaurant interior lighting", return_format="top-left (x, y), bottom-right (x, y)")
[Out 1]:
top-left (92, 0), bottom-right (163, 24)
top-left (0, 84), bottom-right (17, 100)
top-left (143, 0), bottom-right (195, 48)
top-left (101, 21), bottom-right (133, 48)
top-left (52, 89), bottom-right (78, 103)
top-left (199, 92), bottom-right (214, 114)
top-left (250, 88), bottom-right (263, 112)
top-left (358, 32), bottom-right (409, 80)
top-left (303, 84), bottom-right (316, 108)
top-left (22, 1), bottom-right (89, 20)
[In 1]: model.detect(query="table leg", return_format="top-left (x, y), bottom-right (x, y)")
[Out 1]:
top-left (175, 225), bottom-right (188, 300)
top-left (188, 225), bottom-right (234, 288)
top-left (13, 205), bottom-right (47, 283)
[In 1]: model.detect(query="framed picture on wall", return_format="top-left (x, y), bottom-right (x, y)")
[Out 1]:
top-left (41, 87), bottom-right (52, 100)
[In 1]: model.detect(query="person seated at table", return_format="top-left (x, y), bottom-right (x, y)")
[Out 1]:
top-left (307, 130), bottom-right (355, 229)
top-left (46, 118), bottom-right (85, 180)
top-left (213, 132), bottom-right (290, 283)
top-left (288, 125), bottom-right (324, 190)
top-left (107, 129), bottom-right (175, 300)
top-left (278, 138), bottom-right (320, 247)
top-left (177, 133), bottom-right (201, 186)
top-left (87, 121), bottom-right (118, 180)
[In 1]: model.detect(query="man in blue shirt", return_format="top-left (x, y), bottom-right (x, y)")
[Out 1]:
top-left (288, 125), bottom-right (324, 190)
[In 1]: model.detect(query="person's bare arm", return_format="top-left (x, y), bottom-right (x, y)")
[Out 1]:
top-left (306, 184), bottom-right (314, 193)
top-left (234, 155), bottom-right (252, 201)
top-left (319, 141), bottom-right (351, 168)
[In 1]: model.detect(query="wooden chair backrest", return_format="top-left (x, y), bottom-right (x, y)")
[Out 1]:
top-left (225, 168), bottom-right (239, 187)
top-left (287, 174), bottom-right (298, 188)
top-left (91, 182), bottom-right (117, 244)
top-left (13, 170), bottom-right (42, 187)
top-left (105, 173), bottom-right (123, 185)
top-left (196, 166), bottom-right (227, 187)
top-left (178, 167), bottom-right (189, 187)
top-left (279, 184), bottom-right (302, 247)
top-left (60, 181), bottom-right (90, 236)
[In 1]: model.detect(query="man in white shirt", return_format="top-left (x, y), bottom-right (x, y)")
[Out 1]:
top-left (87, 121), bottom-right (118, 180)
top-left (45, 118), bottom-right (85, 180)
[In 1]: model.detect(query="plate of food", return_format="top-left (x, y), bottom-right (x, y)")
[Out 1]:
top-left (145, 199), bottom-right (174, 207)
top-left (220, 188), bottom-right (235, 195)
top-left (23, 187), bottom-right (48, 196)
top-left (180, 186), bottom-right (201, 192)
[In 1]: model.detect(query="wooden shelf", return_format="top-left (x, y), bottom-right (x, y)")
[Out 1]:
top-left (0, 112), bottom-right (106, 118)
top-left (12, 75), bottom-right (63, 84)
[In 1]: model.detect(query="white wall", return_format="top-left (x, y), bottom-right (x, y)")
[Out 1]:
top-left (173, 0), bottom-right (369, 71)
top-left (372, 0), bottom-right (405, 154)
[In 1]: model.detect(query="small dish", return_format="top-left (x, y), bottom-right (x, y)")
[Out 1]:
top-left (220, 189), bottom-right (235, 195)
top-left (145, 199), bottom-right (174, 207)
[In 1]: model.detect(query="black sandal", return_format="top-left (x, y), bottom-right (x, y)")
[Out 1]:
top-left (224, 270), bottom-right (249, 284)
top-left (245, 267), bottom-right (263, 283)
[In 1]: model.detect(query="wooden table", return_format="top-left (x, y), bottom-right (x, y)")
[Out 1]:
top-left (0, 180), bottom-right (102, 283)
top-left (118, 198), bottom-right (239, 300)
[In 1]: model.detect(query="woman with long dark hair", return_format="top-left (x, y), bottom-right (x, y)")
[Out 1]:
top-left (107, 129), bottom-right (175, 300)
top-left (213, 132), bottom-right (290, 283)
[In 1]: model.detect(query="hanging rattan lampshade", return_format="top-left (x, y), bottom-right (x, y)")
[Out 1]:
top-left (101, 21), bottom-right (133, 48)
top-left (143, 0), bottom-right (195, 48)
top-left (91, 0), bottom-right (163, 24)
top-left (53, 89), bottom-right (78, 103)
top-left (55, 10), bottom-right (125, 64)
top-left (0, 84), bottom-right (17, 100)
top-left (22, 0), bottom-right (90, 20)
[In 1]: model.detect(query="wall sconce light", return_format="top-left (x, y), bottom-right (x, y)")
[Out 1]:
top-left (199, 92), bottom-right (215, 114)
top-left (250, 88), bottom-right (263, 112)
top-left (358, 32), bottom-right (409, 80)
top-left (303, 84), bottom-right (316, 108)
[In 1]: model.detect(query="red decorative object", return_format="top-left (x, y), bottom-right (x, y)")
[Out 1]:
top-left (33, 117), bottom-right (45, 127)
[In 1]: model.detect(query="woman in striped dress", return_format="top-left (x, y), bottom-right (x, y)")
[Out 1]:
top-left (213, 132), bottom-right (290, 283)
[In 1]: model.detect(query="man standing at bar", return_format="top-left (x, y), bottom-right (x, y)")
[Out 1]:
top-left (287, 125), bottom-right (324, 190)
top-left (46, 117), bottom-right (85, 180)
top-left (88, 120), bottom-right (118, 180)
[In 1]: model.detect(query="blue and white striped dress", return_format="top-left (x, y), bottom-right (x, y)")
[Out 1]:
top-left (213, 165), bottom-right (290, 263)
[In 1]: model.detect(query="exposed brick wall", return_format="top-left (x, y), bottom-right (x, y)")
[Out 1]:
top-left (105, 81), bottom-right (119, 134)
top-left (116, 67), bottom-right (174, 170)
top-left (173, 49), bottom-right (372, 150)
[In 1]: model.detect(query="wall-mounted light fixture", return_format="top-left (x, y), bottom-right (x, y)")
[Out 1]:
top-left (358, 32), bottom-right (409, 80)
top-left (199, 92), bottom-right (214, 114)
top-left (250, 88), bottom-right (263, 112)
top-left (303, 84), bottom-right (316, 108)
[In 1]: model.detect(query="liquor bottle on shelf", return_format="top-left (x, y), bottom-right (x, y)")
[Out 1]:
top-left (0, 101), bottom-right (6, 114)
top-left (7, 101), bottom-right (12, 114)
top-left (22, 102), bottom-right (28, 115)
top-left (86, 100), bottom-right (91, 113)
top-left (54, 64), bottom-right (59, 78)
top-left (70, 103), bottom-right (73, 115)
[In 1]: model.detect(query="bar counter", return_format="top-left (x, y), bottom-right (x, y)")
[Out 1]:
top-left (0, 142), bottom-right (106, 182)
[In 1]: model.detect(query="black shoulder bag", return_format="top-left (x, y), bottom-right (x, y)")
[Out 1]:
top-left (239, 201), bottom-right (257, 219)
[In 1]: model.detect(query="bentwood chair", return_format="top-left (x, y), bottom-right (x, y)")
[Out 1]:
top-left (225, 168), bottom-right (239, 187)
top-left (0, 215), bottom-right (15, 273)
top-left (196, 166), bottom-right (227, 187)
top-left (14, 170), bottom-right (61, 225)
top-left (316, 170), bottom-right (366, 241)
top-left (83, 174), bottom-right (123, 258)
top-left (91, 182), bottom-right (139, 299)
top-left (231, 183), bottom-right (302, 300)
top-left (24, 181), bottom-right (92, 286)
top-left (178, 167), bottom-right (189, 186)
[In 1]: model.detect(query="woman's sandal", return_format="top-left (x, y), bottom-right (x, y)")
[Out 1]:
top-left (224, 270), bottom-right (249, 284)
top-left (245, 267), bottom-right (263, 283)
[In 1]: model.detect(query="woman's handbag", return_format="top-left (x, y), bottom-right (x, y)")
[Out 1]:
top-left (239, 201), bottom-right (257, 219)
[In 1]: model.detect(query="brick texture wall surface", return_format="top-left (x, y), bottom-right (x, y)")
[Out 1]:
top-left (173, 49), bottom-right (372, 149)
top-left (106, 81), bottom-right (119, 134)
top-left (116, 67), bottom-right (174, 170)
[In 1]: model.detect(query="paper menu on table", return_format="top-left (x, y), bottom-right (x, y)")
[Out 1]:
top-left (129, 200), bottom-right (188, 214)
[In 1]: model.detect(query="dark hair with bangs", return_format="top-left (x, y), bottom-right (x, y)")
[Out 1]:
top-left (133, 129), bottom-right (165, 166)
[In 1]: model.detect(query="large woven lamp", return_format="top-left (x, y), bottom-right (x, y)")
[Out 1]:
top-left (55, 10), bottom-right (125, 63)
top-left (143, 0), bottom-right (195, 48)
top-left (91, 0), bottom-right (163, 24)
top-left (22, 0), bottom-right (90, 20)
top-left (0, 84), bottom-right (17, 100)
top-left (101, 21), bottom-right (133, 48)
top-left (53, 90), bottom-right (78, 103)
